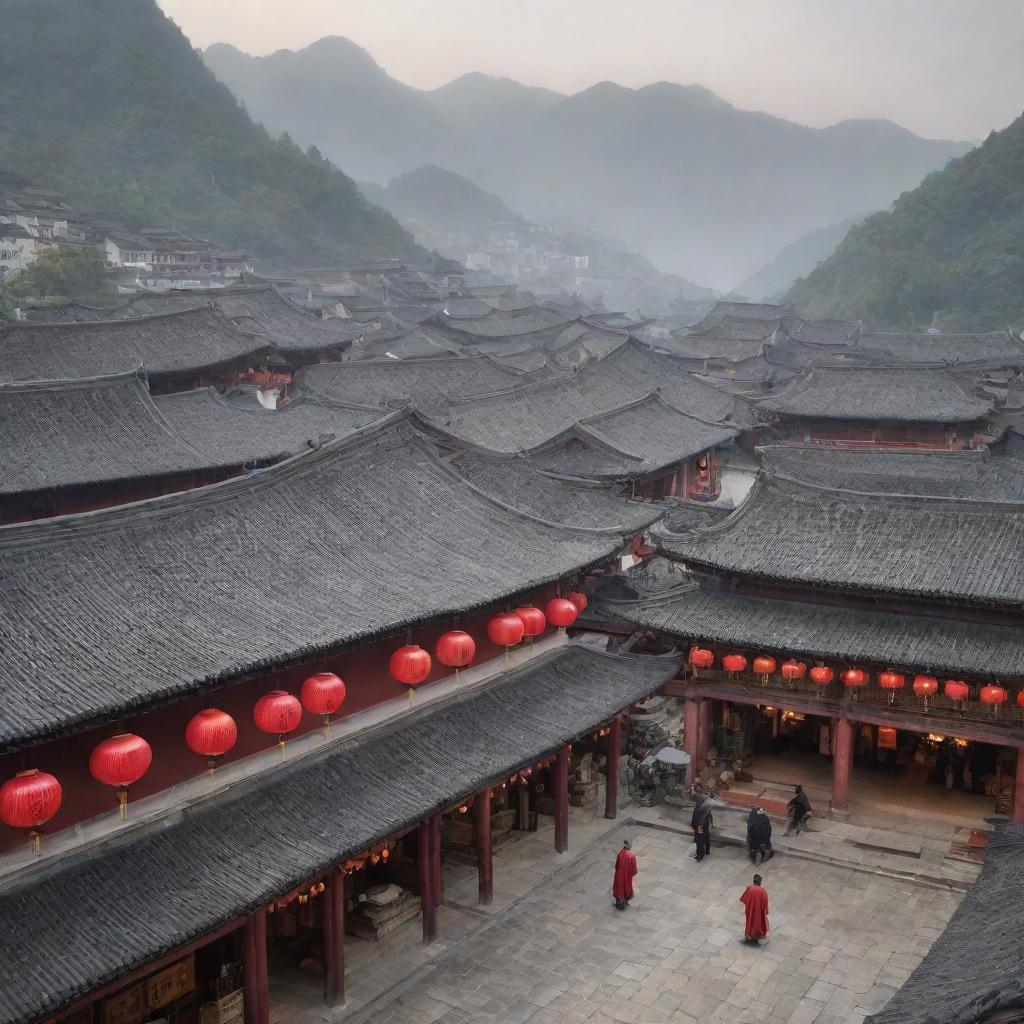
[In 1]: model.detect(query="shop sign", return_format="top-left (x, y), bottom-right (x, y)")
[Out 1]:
top-left (100, 958), bottom-right (195, 1024)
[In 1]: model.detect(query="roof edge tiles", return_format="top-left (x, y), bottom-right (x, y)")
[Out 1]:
top-left (0, 414), bottom-right (640, 749)
top-left (0, 644), bottom-right (684, 1024)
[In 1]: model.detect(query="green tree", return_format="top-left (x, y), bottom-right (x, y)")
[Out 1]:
top-left (2, 245), bottom-right (110, 303)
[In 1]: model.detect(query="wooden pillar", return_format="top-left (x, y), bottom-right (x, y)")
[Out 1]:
top-left (605, 717), bottom-right (621, 819)
top-left (516, 779), bottom-right (531, 831)
top-left (1013, 748), bottom-right (1024, 825)
top-left (831, 717), bottom-right (854, 820)
top-left (683, 697), bottom-right (700, 784)
top-left (418, 818), bottom-right (437, 943)
top-left (697, 699), bottom-right (713, 769)
top-left (720, 701), bottom-right (730, 728)
top-left (243, 910), bottom-right (269, 1024)
top-left (322, 872), bottom-right (345, 1007)
top-left (431, 811), bottom-right (443, 908)
top-left (474, 788), bottom-right (494, 905)
top-left (554, 744), bottom-right (570, 854)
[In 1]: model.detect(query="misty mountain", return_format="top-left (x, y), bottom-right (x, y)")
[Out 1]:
top-left (204, 37), bottom-right (969, 288)
top-left (0, 5), bottom-right (421, 270)
top-left (736, 214), bottom-right (871, 301)
top-left (789, 111), bottom-right (1024, 330)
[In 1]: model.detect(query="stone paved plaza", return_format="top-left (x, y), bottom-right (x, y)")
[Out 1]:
top-left (349, 824), bottom-right (962, 1024)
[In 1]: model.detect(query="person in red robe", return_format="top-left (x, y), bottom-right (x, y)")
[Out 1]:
top-left (612, 839), bottom-right (638, 910)
top-left (739, 874), bottom-right (769, 944)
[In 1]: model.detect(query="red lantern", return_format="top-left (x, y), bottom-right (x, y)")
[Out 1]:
top-left (723, 654), bottom-right (747, 675)
top-left (753, 656), bottom-right (776, 676)
top-left (300, 672), bottom-right (346, 723)
top-left (980, 685), bottom-right (1007, 716)
top-left (389, 645), bottom-right (432, 687)
top-left (185, 708), bottom-right (238, 765)
top-left (0, 769), bottom-right (62, 846)
top-left (809, 665), bottom-right (833, 686)
top-left (253, 690), bottom-right (302, 739)
top-left (488, 612), bottom-right (526, 648)
top-left (781, 660), bottom-right (805, 681)
top-left (514, 606), bottom-right (547, 638)
top-left (436, 630), bottom-right (476, 669)
top-left (878, 671), bottom-right (904, 690)
top-left (945, 680), bottom-right (969, 703)
top-left (912, 675), bottom-right (938, 698)
top-left (90, 734), bottom-right (153, 820)
top-left (1016, 690), bottom-right (1024, 709)
top-left (568, 591), bottom-right (588, 613)
top-left (689, 647), bottom-right (714, 670)
top-left (546, 598), bottom-right (578, 629)
top-left (842, 668), bottom-right (868, 688)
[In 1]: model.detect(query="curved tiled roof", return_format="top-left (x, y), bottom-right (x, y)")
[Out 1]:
top-left (866, 826), bottom-right (1024, 1024)
top-left (655, 473), bottom-right (1024, 608)
top-left (446, 449), bottom-right (665, 532)
top-left (296, 355), bottom-right (528, 410)
top-left (758, 444), bottom-right (1024, 500)
top-left (434, 308), bottom-right (569, 339)
top-left (756, 365), bottom-right (992, 423)
top-left (0, 416), bottom-right (634, 749)
top-left (0, 308), bottom-right (269, 384)
top-left (0, 643), bottom-right (682, 1024)
top-left (858, 329), bottom-right (1024, 368)
top-left (153, 388), bottom-right (385, 464)
top-left (0, 372), bottom-right (226, 497)
top-left (590, 569), bottom-right (1024, 678)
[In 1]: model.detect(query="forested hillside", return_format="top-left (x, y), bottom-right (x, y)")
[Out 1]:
top-left (0, 0), bottom-right (422, 268)
top-left (789, 114), bottom-right (1024, 330)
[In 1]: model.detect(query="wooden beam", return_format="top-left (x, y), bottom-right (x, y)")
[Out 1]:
top-left (243, 910), bottom-right (269, 1024)
top-left (322, 871), bottom-right (345, 1007)
top-left (417, 818), bottom-right (437, 944)
top-left (605, 717), bottom-right (621, 820)
top-left (431, 811), bottom-right (443, 908)
top-left (554, 745), bottom-right (570, 854)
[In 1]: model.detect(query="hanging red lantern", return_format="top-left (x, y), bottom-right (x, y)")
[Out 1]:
top-left (878, 671), bottom-right (904, 690)
top-left (1016, 690), bottom-right (1024, 709)
top-left (781, 660), bottom-right (806, 681)
top-left (185, 708), bottom-right (238, 766)
top-left (689, 647), bottom-right (714, 670)
top-left (912, 675), bottom-right (938, 698)
top-left (253, 690), bottom-right (303, 740)
top-left (809, 665), bottom-right (833, 686)
top-left (488, 612), bottom-right (526, 648)
top-left (752, 656), bottom-right (776, 676)
top-left (945, 680), bottom-right (969, 703)
top-left (1, 769), bottom-right (62, 851)
top-left (842, 668), bottom-right (868, 688)
top-left (723, 654), bottom-right (747, 675)
top-left (514, 606), bottom-right (547, 638)
top-left (980, 684), bottom-right (1007, 716)
top-left (90, 734), bottom-right (153, 820)
top-left (300, 672), bottom-right (347, 723)
top-left (546, 598), bottom-right (578, 629)
top-left (389, 645), bottom-right (432, 687)
top-left (568, 591), bottom-right (588, 613)
top-left (436, 630), bottom-right (476, 669)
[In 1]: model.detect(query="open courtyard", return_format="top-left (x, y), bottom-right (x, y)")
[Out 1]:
top-left (328, 818), bottom-right (963, 1024)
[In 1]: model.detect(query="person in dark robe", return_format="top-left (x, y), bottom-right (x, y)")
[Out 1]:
top-left (746, 807), bottom-right (773, 865)
top-left (691, 794), bottom-right (713, 860)
top-left (612, 839), bottom-right (638, 910)
top-left (739, 874), bottom-right (770, 944)
top-left (783, 785), bottom-right (812, 836)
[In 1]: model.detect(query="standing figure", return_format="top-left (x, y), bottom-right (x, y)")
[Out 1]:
top-left (739, 874), bottom-right (770, 944)
top-left (612, 839), bottom-right (638, 910)
top-left (783, 784), bottom-right (812, 836)
top-left (746, 806), bottom-right (774, 865)
top-left (691, 793), bottom-right (713, 861)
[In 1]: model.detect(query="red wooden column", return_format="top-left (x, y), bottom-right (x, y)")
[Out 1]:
top-left (431, 811), bottom-right (443, 908)
top-left (322, 871), bottom-right (345, 1007)
top-left (1013, 748), bottom-right (1024, 825)
top-left (831, 717), bottom-right (854, 820)
top-left (683, 697), bottom-right (700, 784)
top-left (696, 699), bottom-right (713, 769)
top-left (474, 788), bottom-right (494, 905)
top-left (418, 818), bottom-right (437, 943)
top-left (243, 909), bottom-right (269, 1024)
top-left (605, 717), bottom-right (621, 819)
top-left (554, 744), bottom-right (570, 853)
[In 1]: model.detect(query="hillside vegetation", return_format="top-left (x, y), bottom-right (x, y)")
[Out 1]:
top-left (0, 0), bottom-right (422, 268)
top-left (789, 114), bottom-right (1024, 330)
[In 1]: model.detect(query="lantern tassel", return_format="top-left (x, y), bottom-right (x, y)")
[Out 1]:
top-left (117, 789), bottom-right (128, 821)
top-left (29, 830), bottom-right (41, 856)
top-left (408, 688), bottom-right (414, 705)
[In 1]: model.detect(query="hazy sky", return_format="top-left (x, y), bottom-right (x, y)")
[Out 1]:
top-left (159, 0), bottom-right (1023, 141)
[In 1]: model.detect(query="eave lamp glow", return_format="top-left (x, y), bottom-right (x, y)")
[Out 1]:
top-left (689, 646), bottom-right (714, 677)
top-left (781, 660), bottom-right (806, 686)
top-left (945, 679), bottom-right (969, 711)
top-left (809, 665), bottom-right (833, 686)
top-left (912, 674), bottom-right (938, 711)
top-left (753, 656), bottom-right (776, 687)
top-left (878, 670), bottom-right (904, 705)
top-left (980, 683), bottom-right (1007, 718)
top-left (0, 769), bottom-right (62, 854)
top-left (89, 733), bottom-right (153, 820)
top-left (723, 653), bottom-right (747, 678)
